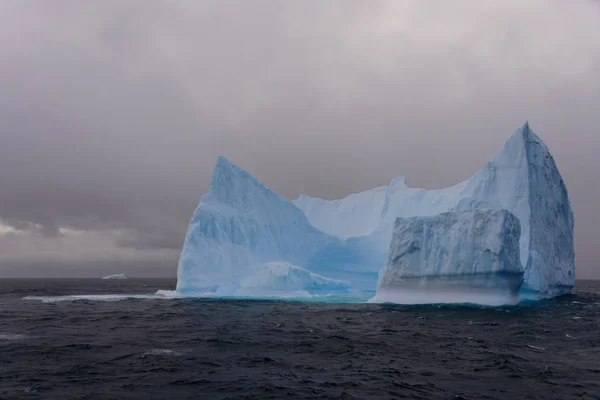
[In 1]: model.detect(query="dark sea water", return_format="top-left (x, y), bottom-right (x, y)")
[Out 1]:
top-left (1, 279), bottom-right (599, 400)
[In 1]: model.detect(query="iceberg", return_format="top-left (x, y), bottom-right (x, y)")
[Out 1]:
top-left (102, 273), bottom-right (127, 280)
top-left (178, 122), bottom-right (574, 301)
top-left (295, 122), bottom-right (575, 299)
top-left (370, 209), bottom-right (524, 305)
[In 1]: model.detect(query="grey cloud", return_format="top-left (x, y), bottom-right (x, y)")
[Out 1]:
top-left (0, 1), bottom-right (599, 276)
top-left (115, 228), bottom-right (186, 251)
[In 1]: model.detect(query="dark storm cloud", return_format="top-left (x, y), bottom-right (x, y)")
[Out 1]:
top-left (0, 1), bottom-right (599, 276)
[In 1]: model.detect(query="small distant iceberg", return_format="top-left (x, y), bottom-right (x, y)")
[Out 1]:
top-left (102, 273), bottom-right (127, 280)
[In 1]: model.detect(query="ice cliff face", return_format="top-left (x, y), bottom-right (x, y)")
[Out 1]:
top-left (371, 209), bottom-right (524, 305)
top-left (296, 122), bottom-right (574, 299)
top-left (176, 157), bottom-right (339, 294)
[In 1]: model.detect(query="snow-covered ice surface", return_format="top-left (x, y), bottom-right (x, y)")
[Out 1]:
top-left (296, 122), bottom-right (575, 300)
top-left (294, 186), bottom-right (388, 240)
top-left (102, 273), bottom-right (127, 280)
top-left (231, 262), bottom-right (350, 298)
top-left (370, 209), bottom-right (524, 306)
top-left (178, 122), bottom-right (574, 301)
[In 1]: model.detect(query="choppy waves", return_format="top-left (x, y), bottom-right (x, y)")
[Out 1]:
top-left (1, 278), bottom-right (599, 400)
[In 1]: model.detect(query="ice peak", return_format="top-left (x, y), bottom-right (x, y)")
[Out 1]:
top-left (505, 121), bottom-right (532, 143)
top-left (211, 157), bottom-right (239, 187)
top-left (211, 156), bottom-right (252, 181)
top-left (513, 121), bottom-right (545, 147)
top-left (208, 156), bottom-right (272, 202)
top-left (517, 121), bottom-right (535, 142)
top-left (490, 122), bottom-right (547, 167)
top-left (214, 155), bottom-right (237, 172)
top-left (389, 176), bottom-right (408, 189)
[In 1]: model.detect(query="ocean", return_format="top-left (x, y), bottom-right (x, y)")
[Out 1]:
top-left (1, 278), bottom-right (599, 399)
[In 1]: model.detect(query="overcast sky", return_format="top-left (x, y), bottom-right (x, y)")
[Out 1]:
top-left (1, 1), bottom-right (599, 278)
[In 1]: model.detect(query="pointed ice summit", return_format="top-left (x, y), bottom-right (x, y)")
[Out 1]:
top-left (177, 122), bottom-right (574, 302)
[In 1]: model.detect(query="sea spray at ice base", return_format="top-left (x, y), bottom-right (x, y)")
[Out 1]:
top-left (177, 122), bottom-right (574, 304)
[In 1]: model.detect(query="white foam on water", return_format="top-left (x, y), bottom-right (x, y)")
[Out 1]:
top-left (0, 333), bottom-right (27, 340)
top-left (142, 349), bottom-right (182, 356)
top-left (22, 291), bottom-right (367, 303)
top-left (525, 344), bottom-right (545, 351)
top-left (23, 294), bottom-right (164, 303)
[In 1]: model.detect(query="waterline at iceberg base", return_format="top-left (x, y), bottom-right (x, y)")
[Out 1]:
top-left (368, 274), bottom-right (524, 307)
top-left (176, 122), bottom-right (574, 305)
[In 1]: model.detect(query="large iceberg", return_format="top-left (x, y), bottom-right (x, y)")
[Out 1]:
top-left (370, 209), bottom-right (524, 305)
top-left (295, 122), bottom-right (575, 299)
top-left (178, 122), bottom-right (574, 300)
